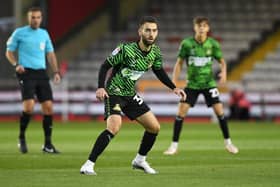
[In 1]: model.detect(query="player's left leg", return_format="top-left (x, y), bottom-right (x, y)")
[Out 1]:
top-left (80, 114), bottom-right (121, 175)
top-left (164, 102), bottom-right (190, 155)
top-left (131, 111), bottom-right (160, 174)
top-left (212, 103), bottom-right (239, 154)
top-left (37, 79), bottom-right (59, 153)
top-left (41, 100), bottom-right (60, 153)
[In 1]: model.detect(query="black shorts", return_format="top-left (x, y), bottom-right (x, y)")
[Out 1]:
top-left (17, 69), bottom-right (53, 103)
top-left (182, 87), bottom-right (221, 107)
top-left (104, 94), bottom-right (150, 120)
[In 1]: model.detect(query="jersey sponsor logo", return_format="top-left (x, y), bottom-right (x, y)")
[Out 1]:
top-left (188, 56), bottom-right (212, 67)
top-left (121, 68), bottom-right (145, 81)
top-left (40, 42), bottom-right (45, 51)
top-left (112, 47), bottom-right (121, 56)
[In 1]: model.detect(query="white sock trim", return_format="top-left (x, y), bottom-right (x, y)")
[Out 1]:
top-left (171, 142), bottom-right (178, 149)
top-left (86, 160), bottom-right (95, 166)
top-left (135, 153), bottom-right (146, 162)
top-left (225, 138), bottom-right (232, 145)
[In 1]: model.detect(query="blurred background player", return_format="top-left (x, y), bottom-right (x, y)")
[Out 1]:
top-left (80, 16), bottom-right (186, 175)
top-left (164, 16), bottom-right (238, 155)
top-left (6, 7), bottom-right (61, 154)
top-left (229, 89), bottom-right (251, 120)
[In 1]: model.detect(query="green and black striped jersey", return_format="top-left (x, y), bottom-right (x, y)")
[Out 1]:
top-left (106, 42), bottom-right (162, 96)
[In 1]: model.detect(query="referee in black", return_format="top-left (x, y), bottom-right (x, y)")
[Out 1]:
top-left (6, 7), bottom-right (61, 154)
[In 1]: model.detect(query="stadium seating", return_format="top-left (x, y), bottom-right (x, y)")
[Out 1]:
top-left (1, 0), bottom-right (280, 119)
top-left (243, 44), bottom-right (280, 92)
top-left (65, 0), bottom-right (280, 90)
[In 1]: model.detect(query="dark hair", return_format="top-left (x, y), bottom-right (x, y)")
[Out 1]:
top-left (193, 16), bottom-right (209, 25)
top-left (28, 7), bottom-right (42, 13)
top-left (139, 16), bottom-right (158, 27)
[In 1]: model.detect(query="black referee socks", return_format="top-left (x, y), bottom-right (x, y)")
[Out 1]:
top-left (19, 112), bottom-right (31, 139)
top-left (43, 115), bottom-right (53, 146)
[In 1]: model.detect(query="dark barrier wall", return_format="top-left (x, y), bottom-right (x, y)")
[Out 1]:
top-left (47, 0), bottom-right (106, 42)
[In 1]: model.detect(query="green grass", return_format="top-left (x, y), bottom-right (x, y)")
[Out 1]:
top-left (0, 120), bottom-right (280, 187)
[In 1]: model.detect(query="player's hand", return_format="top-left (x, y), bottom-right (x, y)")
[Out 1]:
top-left (53, 72), bottom-right (61, 84)
top-left (173, 87), bottom-right (186, 101)
top-left (96, 88), bottom-right (109, 101)
top-left (15, 65), bottom-right (25, 74)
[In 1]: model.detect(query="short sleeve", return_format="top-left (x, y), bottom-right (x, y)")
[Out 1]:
top-left (106, 44), bottom-right (124, 66)
top-left (212, 40), bottom-right (223, 60)
top-left (177, 39), bottom-right (189, 59)
top-left (152, 46), bottom-right (163, 70)
top-left (45, 31), bottom-right (54, 53)
top-left (6, 29), bottom-right (19, 51)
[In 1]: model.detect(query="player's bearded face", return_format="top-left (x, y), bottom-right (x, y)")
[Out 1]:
top-left (194, 21), bottom-right (210, 36)
top-left (28, 11), bottom-right (42, 29)
top-left (139, 22), bottom-right (158, 46)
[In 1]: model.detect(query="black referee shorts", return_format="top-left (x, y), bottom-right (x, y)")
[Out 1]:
top-left (17, 69), bottom-right (53, 103)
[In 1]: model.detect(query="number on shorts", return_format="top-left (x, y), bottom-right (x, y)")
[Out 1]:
top-left (133, 95), bottom-right (144, 105)
top-left (209, 88), bottom-right (219, 98)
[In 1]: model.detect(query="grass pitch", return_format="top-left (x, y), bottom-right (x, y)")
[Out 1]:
top-left (0, 120), bottom-right (279, 187)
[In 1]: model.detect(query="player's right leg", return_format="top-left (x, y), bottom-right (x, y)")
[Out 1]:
top-left (18, 99), bottom-right (34, 153)
top-left (132, 111), bottom-right (160, 174)
top-left (164, 102), bottom-right (190, 155)
top-left (17, 78), bottom-right (36, 153)
top-left (80, 114), bottom-right (121, 175)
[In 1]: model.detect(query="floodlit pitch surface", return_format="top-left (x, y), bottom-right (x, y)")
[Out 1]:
top-left (0, 121), bottom-right (279, 187)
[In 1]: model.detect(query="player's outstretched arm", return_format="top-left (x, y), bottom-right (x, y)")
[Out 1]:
top-left (152, 67), bottom-right (186, 100)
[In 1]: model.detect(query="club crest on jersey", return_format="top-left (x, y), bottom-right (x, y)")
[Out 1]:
top-left (190, 49), bottom-right (195, 56)
top-left (130, 58), bottom-right (137, 67)
top-left (206, 49), bottom-right (212, 55)
top-left (112, 47), bottom-right (121, 56)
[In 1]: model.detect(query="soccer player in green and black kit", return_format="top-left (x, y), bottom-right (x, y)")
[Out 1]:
top-left (80, 16), bottom-right (186, 175)
top-left (164, 16), bottom-right (238, 155)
